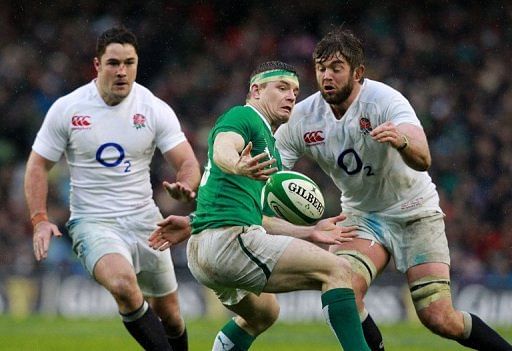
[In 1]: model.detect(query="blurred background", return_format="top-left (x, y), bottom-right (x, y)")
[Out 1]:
top-left (1, 0), bottom-right (512, 323)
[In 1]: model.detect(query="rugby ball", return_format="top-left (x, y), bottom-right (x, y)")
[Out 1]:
top-left (262, 171), bottom-right (325, 225)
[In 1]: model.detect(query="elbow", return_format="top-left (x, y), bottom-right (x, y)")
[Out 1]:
top-left (416, 154), bottom-right (432, 172)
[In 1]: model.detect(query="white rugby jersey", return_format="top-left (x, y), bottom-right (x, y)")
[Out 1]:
top-left (275, 78), bottom-right (441, 217)
top-left (33, 81), bottom-right (186, 219)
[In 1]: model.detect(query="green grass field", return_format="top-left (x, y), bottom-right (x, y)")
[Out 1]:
top-left (1, 315), bottom-right (511, 350)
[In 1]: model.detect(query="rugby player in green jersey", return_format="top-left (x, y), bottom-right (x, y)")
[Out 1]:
top-left (150, 61), bottom-right (370, 351)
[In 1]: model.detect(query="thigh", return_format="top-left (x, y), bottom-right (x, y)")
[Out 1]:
top-left (394, 212), bottom-right (450, 273)
top-left (67, 218), bottom-right (132, 276)
top-left (265, 237), bottom-right (342, 292)
top-left (187, 225), bottom-right (293, 305)
top-left (407, 262), bottom-right (450, 283)
top-left (121, 209), bottom-right (177, 297)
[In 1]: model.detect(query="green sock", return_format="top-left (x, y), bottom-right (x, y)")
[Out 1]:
top-left (321, 288), bottom-right (371, 351)
top-left (213, 319), bottom-right (255, 350)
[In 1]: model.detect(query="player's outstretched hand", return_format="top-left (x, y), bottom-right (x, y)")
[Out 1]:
top-left (148, 215), bottom-right (192, 251)
top-left (308, 213), bottom-right (357, 245)
top-left (370, 121), bottom-right (404, 149)
top-left (33, 221), bottom-right (62, 261)
top-left (164, 181), bottom-right (196, 202)
top-left (235, 142), bottom-right (277, 181)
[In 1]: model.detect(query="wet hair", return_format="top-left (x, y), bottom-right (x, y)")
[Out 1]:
top-left (313, 27), bottom-right (364, 70)
top-left (249, 61), bottom-right (298, 84)
top-left (96, 26), bottom-right (138, 58)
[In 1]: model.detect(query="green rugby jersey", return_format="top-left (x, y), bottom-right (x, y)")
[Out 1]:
top-left (192, 105), bottom-right (282, 234)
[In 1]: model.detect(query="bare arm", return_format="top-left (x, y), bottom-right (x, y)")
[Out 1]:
top-left (213, 132), bottom-right (277, 180)
top-left (162, 141), bottom-right (201, 202)
top-left (370, 122), bottom-right (431, 171)
top-left (262, 213), bottom-right (357, 245)
top-left (24, 151), bottom-right (62, 261)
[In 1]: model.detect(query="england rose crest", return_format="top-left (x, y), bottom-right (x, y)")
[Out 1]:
top-left (133, 114), bottom-right (146, 129)
top-left (359, 117), bottom-right (373, 135)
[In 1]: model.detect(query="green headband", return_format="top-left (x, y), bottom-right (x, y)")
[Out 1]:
top-left (249, 69), bottom-right (299, 89)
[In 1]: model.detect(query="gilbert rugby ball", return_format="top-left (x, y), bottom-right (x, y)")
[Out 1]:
top-left (263, 171), bottom-right (325, 225)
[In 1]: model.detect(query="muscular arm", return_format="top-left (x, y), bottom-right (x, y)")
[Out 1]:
top-left (213, 131), bottom-right (245, 174)
top-left (24, 151), bottom-right (55, 220)
top-left (213, 132), bottom-right (277, 180)
top-left (262, 214), bottom-right (357, 245)
top-left (396, 123), bottom-right (431, 171)
top-left (162, 141), bottom-right (201, 201)
top-left (371, 122), bottom-right (431, 171)
top-left (24, 151), bottom-right (62, 260)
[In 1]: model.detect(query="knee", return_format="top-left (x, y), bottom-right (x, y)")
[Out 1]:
top-left (326, 256), bottom-right (353, 287)
top-left (106, 273), bottom-right (140, 302)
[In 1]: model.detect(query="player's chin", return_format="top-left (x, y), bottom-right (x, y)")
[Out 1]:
top-left (277, 109), bottom-right (292, 121)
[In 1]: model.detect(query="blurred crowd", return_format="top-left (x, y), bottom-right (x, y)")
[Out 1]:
top-left (1, 1), bottom-right (511, 286)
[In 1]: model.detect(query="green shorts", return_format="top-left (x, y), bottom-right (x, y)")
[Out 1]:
top-left (187, 225), bottom-right (293, 305)
top-left (67, 207), bottom-right (177, 297)
top-left (341, 211), bottom-right (450, 273)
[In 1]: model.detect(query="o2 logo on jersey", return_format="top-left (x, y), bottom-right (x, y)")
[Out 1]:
top-left (96, 142), bottom-right (132, 172)
top-left (337, 148), bottom-right (374, 176)
top-left (303, 131), bottom-right (325, 145)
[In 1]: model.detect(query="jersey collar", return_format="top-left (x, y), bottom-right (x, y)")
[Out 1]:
top-left (246, 104), bottom-right (272, 133)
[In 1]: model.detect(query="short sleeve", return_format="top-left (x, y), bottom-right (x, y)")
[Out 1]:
top-left (32, 98), bottom-right (69, 162)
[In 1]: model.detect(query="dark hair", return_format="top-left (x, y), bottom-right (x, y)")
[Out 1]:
top-left (249, 61), bottom-right (298, 83)
top-left (313, 27), bottom-right (364, 70)
top-left (96, 26), bottom-right (138, 58)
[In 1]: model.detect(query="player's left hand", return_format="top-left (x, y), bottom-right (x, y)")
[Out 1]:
top-left (148, 215), bottom-right (192, 251)
top-left (370, 121), bottom-right (405, 149)
top-left (163, 180), bottom-right (196, 202)
top-left (308, 213), bottom-right (357, 245)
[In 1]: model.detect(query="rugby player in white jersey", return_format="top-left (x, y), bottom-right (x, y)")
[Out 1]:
top-left (274, 27), bottom-right (512, 351)
top-left (24, 26), bottom-right (200, 351)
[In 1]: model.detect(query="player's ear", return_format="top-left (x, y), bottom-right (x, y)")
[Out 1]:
top-left (93, 57), bottom-right (101, 72)
top-left (250, 83), bottom-right (261, 99)
top-left (354, 65), bottom-right (365, 82)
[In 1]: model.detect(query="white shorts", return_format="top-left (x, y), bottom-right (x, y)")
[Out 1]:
top-left (341, 211), bottom-right (450, 273)
top-left (187, 225), bottom-right (293, 305)
top-left (67, 207), bottom-right (177, 297)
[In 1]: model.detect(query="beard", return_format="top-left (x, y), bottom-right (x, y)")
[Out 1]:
top-left (320, 79), bottom-right (354, 105)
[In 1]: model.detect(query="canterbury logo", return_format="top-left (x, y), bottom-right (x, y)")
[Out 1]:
top-left (71, 115), bottom-right (91, 127)
top-left (303, 131), bottom-right (324, 144)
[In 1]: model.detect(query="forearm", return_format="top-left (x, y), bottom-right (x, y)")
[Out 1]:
top-left (213, 132), bottom-right (244, 174)
top-left (24, 156), bottom-right (50, 218)
top-left (213, 145), bottom-right (242, 174)
top-left (262, 216), bottom-right (311, 240)
top-left (396, 125), bottom-right (431, 171)
top-left (175, 158), bottom-right (201, 190)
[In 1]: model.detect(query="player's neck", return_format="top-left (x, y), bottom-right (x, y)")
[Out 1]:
top-left (330, 104), bottom-right (347, 119)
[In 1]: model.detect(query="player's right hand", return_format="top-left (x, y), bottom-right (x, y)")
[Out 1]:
top-left (235, 142), bottom-right (277, 180)
top-left (33, 221), bottom-right (62, 261)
